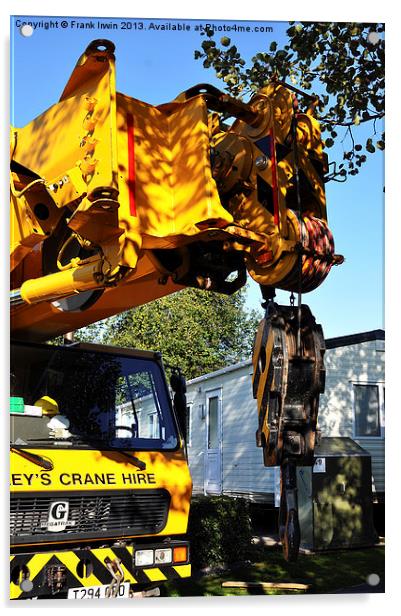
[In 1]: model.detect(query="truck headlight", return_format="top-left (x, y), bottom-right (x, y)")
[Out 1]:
top-left (155, 548), bottom-right (172, 564)
top-left (134, 549), bottom-right (154, 567)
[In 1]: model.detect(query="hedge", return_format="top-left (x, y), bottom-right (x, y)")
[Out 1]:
top-left (187, 496), bottom-right (252, 569)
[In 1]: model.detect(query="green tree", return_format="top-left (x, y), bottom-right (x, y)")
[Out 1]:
top-left (96, 287), bottom-right (260, 380)
top-left (195, 21), bottom-right (384, 178)
top-left (50, 320), bottom-right (106, 346)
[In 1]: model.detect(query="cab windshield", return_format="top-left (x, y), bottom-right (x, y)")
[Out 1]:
top-left (10, 342), bottom-right (178, 450)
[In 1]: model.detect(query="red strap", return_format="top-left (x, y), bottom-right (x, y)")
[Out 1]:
top-left (269, 129), bottom-right (279, 226)
top-left (127, 112), bottom-right (136, 216)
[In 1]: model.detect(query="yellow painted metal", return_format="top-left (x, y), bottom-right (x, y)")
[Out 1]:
top-left (10, 43), bottom-right (235, 337)
top-left (143, 567), bottom-right (167, 582)
top-left (13, 53), bottom-right (118, 200)
top-left (9, 546), bottom-right (139, 599)
top-left (10, 552), bottom-right (53, 599)
top-left (10, 41), bottom-right (330, 341)
top-left (10, 448), bottom-right (192, 544)
top-left (11, 43), bottom-right (234, 281)
top-left (10, 258), bottom-right (183, 341)
top-left (10, 175), bottom-right (66, 273)
top-left (10, 191), bottom-right (47, 272)
top-left (209, 82), bottom-right (328, 287)
top-left (172, 564), bottom-right (191, 578)
top-left (252, 318), bottom-right (275, 448)
top-left (18, 256), bottom-right (105, 304)
top-left (91, 547), bottom-right (137, 584)
top-left (10, 548), bottom-right (190, 599)
top-left (115, 93), bottom-right (233, 263)
top-left (55, 550), bottom-right (103, 587)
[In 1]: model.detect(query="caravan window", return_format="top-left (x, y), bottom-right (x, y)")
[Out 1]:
top-left (353, 383), bottom-right (384, 438)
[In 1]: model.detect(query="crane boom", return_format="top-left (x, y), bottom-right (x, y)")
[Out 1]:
top-left (11, 38), bottom-right (339, 341)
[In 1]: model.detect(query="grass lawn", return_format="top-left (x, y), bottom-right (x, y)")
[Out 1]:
top-left (164, 544), bottom-right (385, 597)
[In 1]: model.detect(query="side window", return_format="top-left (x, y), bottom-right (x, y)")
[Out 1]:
top-left (353, 384), bottom-right (384, 437)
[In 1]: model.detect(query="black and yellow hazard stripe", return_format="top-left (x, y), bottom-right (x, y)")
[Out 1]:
top-left (10, 547), bottom-right (134, 599)
top-left (10, 547), bottom-right (191, 599)
top-left (133, 564), bottom-right (191, 584)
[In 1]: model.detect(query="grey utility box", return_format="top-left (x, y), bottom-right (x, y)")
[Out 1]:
top-left (297, 437), bottom-right (378, 551)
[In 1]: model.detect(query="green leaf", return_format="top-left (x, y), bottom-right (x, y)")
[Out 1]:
top-left (196, 20), bottom-right (385, 183)
top-left (325, 138), bottom-right (334, 148)
top-left (101, 287), bottom-right (261, 380)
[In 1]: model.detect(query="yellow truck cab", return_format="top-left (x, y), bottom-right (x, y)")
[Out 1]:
top-left (10, 340), bottom-right (192, 599)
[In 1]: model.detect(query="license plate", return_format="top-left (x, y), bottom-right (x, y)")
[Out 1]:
top-left (67, 582), bottom-right (130, 600)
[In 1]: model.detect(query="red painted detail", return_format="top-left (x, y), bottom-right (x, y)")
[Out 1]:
top-left (127, 112), bottom-right (136, 216)
top-left (255, 250), bottom-right (274, 265)
top-left (269, 128), bottom-right (279, 226)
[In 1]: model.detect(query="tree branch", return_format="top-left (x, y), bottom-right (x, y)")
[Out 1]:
top-left (322, 112), bottom-right (384, 126)
top-left (347, 126), bottom-right (355, 154)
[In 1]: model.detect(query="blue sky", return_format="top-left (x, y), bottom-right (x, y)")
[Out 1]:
top-left (10, 15), bottom-right (384, 338)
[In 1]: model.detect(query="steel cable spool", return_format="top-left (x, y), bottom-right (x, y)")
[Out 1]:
top-left (280, 214), bottom-right (336, 293)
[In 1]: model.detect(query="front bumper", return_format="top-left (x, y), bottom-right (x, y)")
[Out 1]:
top-left (10, 543), bottom-right (191, 599)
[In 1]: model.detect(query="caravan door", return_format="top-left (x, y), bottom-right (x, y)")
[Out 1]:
top-left (204, 389), bottom-right (222, 494)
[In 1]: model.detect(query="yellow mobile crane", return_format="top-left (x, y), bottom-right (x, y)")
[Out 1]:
top-left (10, 39), bottom-right (342, 599)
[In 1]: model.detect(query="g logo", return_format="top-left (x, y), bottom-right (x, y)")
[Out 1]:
top-left (47, 501), bottom-right (69, 532)
top-left (52, 502), bottom-right (68, 520)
